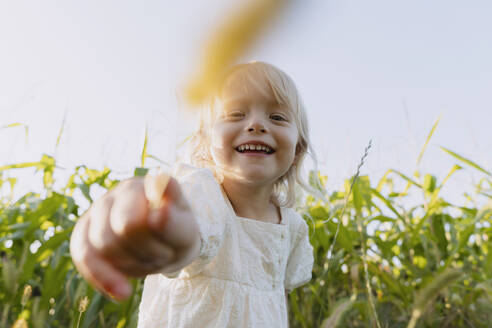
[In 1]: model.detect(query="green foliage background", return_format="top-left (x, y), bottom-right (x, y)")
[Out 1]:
top-left (1, 130), bottom-right (491, 327)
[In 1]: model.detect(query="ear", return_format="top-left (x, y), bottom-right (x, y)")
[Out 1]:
top-left (295, 143), bottom-right (302, 155)
top-left (293, 143), bottom-right (303, 166)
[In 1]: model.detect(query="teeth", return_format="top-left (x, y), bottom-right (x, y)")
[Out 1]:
top-left (237, 144), bottom-right (274, 153)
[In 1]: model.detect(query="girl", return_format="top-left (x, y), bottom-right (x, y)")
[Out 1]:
top-left (70, 61), bottom-right (317, 327)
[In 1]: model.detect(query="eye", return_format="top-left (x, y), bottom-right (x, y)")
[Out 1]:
top-left (225, 111), bottom-right (244, 118)
top-left (270, 114), bottom-right (287, 121)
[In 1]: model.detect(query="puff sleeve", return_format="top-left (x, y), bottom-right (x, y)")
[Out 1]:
top-left (159, 163), bottom-right (227, 278)
top-left (284, 215), bottom-right (314, 292)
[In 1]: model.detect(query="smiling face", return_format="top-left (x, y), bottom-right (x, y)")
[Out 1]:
top-left (209, 68), bottom-right (300, 187)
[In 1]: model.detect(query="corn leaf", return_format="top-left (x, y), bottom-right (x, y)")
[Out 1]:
top-left (440, 146), bottom-right (491, 176)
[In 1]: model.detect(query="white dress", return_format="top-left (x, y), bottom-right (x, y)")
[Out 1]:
top-left (137, 164), bottom-right (314, 328)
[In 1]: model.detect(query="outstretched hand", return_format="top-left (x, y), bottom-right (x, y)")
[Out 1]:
top-left (70, 175), bottom-right (200, 300)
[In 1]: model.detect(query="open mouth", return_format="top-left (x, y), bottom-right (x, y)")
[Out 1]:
top-left (235, 144), bottom-right (275, 154)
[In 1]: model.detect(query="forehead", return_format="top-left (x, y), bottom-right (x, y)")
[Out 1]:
top-left (219, 69), bottom-right (278, 106)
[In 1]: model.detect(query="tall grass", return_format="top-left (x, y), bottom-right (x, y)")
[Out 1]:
top-left (1, 121), bottom-right (491, 327)
top-left (290, 120), bottom-right (492, 327)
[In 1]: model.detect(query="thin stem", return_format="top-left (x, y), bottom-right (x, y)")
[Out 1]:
top-left (76, 312), bottom-right (82, 328)
top-left (323, 139), bottom-right (378, 327)
top-left (357, 210), bottom-right (382, 328)
top-left (325, 140), bottom-right (372, 268)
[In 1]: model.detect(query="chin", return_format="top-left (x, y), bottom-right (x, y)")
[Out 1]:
top-left (236, 170), bottom-right (278, 185)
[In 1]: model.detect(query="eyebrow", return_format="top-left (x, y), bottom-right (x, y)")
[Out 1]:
top-left (222, 98), bottom-right (249, 107)
top-left (222, 96), bottom-right (283, 108)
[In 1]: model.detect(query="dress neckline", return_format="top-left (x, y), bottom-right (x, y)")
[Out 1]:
top-left (219, 185), bottom-right (287, 226)
top-left (235, 207), bottom-right (286, 226)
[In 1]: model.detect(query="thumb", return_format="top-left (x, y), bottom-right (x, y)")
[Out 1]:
top-left (162, 177), bottom-right (187, 207)
top-left (147, 177), bottom-right (198, 249)
top-left (144, 170), bottom-right (171, 209)
top-left (144, 171), bottom-right (184, 210)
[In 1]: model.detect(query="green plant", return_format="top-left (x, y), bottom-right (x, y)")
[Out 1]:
top-left (1, 119), bottom-right (491, 327)
top-left (0, 156), bottom-right (143, 327)
top-left (289, 119), bottom-right (492, 327)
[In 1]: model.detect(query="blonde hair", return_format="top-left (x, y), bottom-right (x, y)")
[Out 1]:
top-left (188, 61), bottom-right (321, 208)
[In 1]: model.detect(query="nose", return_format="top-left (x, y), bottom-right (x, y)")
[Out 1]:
top-left (247, 123), bottom-right (266, 133)
top-left (246, 113), bottom-right (267, 133)
top-left (248, 124), bottom-right (266, 133)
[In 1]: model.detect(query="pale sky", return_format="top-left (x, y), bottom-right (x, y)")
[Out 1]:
top-left (1, 0), bottom-right (491, 205)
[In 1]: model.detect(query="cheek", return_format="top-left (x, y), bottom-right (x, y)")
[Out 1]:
top-left (210, 132), bottom-right (221, 151)
top-left (210, 124), bottom-right (235, 160)
top-left (275, 132), bottom-right (298, 170)
top-left (210, 124), bottom-right (227, 149)
top-left (282, 128), bottom-right (300, 156)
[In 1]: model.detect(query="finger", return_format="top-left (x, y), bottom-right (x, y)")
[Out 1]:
top-left (145, 176), bottom-right (186, 232)
top-left (71, 214), bottom-right (132, 300)
top-left (88, 194), bottom-right (127, 258)
top-left (108, 180), bottom-right (176, 263)
top-left (110, 179), bottom-right (149, 238)
top-left (86, 193), bottom-right (154, 262)
top-left (148, 178), bottom-right (199, 249)
top-left (110, 255), bottom-right (173, 277)
top-left (84, 195), bottom-right (174, 278)
top-left (161, 177), bottom-right (188, 209)
top-left (144, 170), bottom-right (170, 209)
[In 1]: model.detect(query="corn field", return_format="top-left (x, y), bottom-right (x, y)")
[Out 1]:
top-left (1, 128), bottom-right (491, 327)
